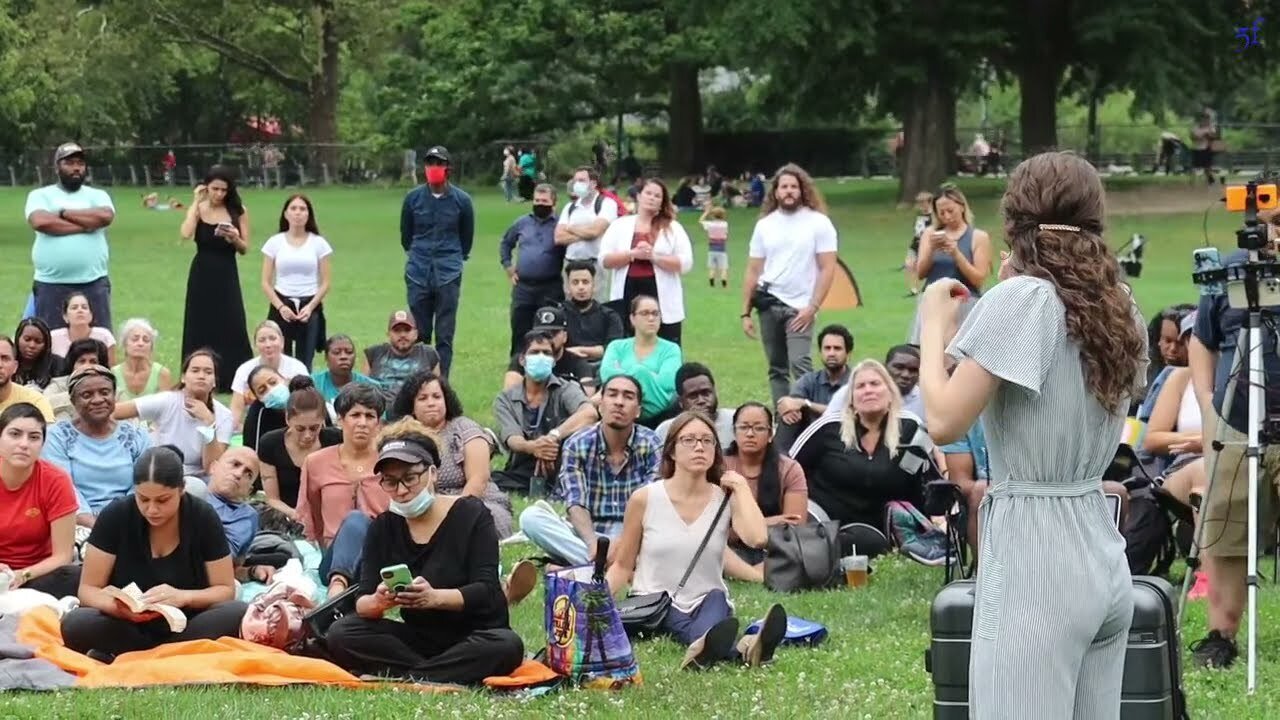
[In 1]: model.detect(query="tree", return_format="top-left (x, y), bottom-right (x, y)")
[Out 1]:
top-left (99, 0), bottom-right (399, 166)
top-left (735, 0), bottom-right (998, 202)
top-left (994, 0), bottom-right (1273, 154)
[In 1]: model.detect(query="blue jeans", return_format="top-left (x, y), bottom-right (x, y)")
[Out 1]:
top-left (662, 589), bottom-right (734, 647)
top-left (33, 276), bottom-right (112, 332)
top-left (319, 511), bottom-right (371, 583)
top-left (407, 278), bottom-right (461, 376)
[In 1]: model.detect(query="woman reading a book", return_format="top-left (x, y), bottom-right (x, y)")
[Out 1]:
top-left (324, 429), bottom-right (524, 685)
top-left (61, 446), bottom-right (248, 660)
top-left (0, 402), bottom-right (81, 598)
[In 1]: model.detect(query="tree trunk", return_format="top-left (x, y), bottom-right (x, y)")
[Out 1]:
top-left (896, 64), bottom-right (955, 204)
top-left (307, 0), bottom-right (341, 171)
top-left (1016, 60), bottom-right (1064, 156)
top-left (666, 62), bottom-right (703, 175)
top-left (1085, 87), bottom-right (1100, 163)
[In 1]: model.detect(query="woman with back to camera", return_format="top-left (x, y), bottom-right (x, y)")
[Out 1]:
top-left (261, 194), bottom-right (333, 371)
top-left (61, 445), bottom-right (247, 660)
top-left (180, 166), bottom-right (253, 393)
top-left (916, 151), bottom-right (1147, 719)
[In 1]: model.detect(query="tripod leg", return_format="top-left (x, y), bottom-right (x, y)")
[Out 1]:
top-left (1245, 318), bottom-right (1265, 694)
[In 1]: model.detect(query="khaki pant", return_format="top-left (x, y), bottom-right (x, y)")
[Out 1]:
top-left (1200, 423), bottom-right (1280, 558)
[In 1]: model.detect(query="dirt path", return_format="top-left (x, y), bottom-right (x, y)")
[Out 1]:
top-left (1106, 182), bottom-right (1224, 216)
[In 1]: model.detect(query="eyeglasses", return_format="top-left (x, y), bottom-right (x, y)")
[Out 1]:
top-left (677, 436), bottom-right (717, 449)
top-left (734, 424), bottom-right (771, 435)
top-left (379, 469), bottom-right (425, 492)
top-left (633, 310), bottom-right (661, 318)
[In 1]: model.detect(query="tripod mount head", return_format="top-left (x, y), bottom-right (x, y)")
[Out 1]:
top-left (1192, 180), bottom-right (1280, 312)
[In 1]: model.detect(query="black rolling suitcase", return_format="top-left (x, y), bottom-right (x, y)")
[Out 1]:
top-left (925, 576), bottom-right (1188, 719)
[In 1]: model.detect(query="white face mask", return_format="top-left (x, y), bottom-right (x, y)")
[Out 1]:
top-left (389, 484), bottom-right (435, 519)
top-left (572, 180), bottom-right (591, 198)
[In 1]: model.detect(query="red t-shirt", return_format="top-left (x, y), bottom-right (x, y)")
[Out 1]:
top-left (0, 459), bottom-right (78, 570)
top-left (627, 230), bottom-right (656, 279)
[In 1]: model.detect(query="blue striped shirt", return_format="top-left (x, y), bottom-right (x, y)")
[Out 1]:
top-left (558, 423), bottom-right (661, 534)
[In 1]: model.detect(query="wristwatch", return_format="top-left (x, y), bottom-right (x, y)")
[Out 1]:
top-left (803, 399), bottom-right (812, 410)
top-left (19, 569), bottom-right (32, 584)
top-left (548, 429), bottom-right (562, 441)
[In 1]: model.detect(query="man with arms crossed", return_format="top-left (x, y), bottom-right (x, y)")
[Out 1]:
top-left (556, 166), bottom-right (618, 302)
top-left (740, 163), bottom-right (839, 404)
top-left (26, 143), bottom-right (116, 331)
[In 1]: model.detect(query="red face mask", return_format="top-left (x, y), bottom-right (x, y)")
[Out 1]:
top-left (425, 165), bottom-right (448, 185)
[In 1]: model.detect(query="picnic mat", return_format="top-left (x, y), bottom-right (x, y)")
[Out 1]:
top-left (13, 606), bottom-right (458, 691)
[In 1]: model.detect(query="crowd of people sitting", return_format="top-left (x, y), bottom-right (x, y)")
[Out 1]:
top-left (0, 151), bottom-right (1232, 691)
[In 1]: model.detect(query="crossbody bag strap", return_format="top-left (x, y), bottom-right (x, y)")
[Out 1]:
top-left (674, 493), bottom-right (733, 596)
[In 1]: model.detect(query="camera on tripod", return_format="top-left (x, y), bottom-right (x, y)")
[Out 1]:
top-left (1191, 180), bottom-right (1280, 310)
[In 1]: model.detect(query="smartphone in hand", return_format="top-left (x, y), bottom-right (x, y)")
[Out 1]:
top-left (215, 222), bottom-right (234, 236)
top-left (380, 563), bottom-right (413, 593)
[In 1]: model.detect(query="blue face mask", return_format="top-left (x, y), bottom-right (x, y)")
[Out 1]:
top-left (389, 485), bottom-right (435, 519)
top-left (262, 384), bottom-right (289, 410)
top-left (525, 353), bottom-right (555, 382)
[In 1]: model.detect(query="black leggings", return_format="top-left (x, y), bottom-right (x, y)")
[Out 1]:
top-left (60, 601), bottom-right (248, 656)
top-left (23, 565), bottom-right (81, 598)
top-left (326, 615), bottom-right (523, 685)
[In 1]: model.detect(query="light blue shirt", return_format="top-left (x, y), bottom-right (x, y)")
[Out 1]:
top-left (25, 183), bottom-right (115, 284)
top-left (206, 492), bottom-right (260, 558)
top-left (43, 420), bottom-right (152, 515)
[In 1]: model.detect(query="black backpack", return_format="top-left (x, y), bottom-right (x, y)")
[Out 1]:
top-left (1123, 484), bottom-right (1181, 577)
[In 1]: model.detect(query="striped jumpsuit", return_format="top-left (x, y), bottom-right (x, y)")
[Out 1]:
top-left (947, 276), bottom-right (1145, 720)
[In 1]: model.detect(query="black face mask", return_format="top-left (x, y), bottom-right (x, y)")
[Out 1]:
top-left (532, 204), bottom-right (553, 219)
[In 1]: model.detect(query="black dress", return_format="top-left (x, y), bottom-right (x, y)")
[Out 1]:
top-left (182, 219), bottom-right (253, 392)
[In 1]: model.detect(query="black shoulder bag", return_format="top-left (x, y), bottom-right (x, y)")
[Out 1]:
top-left (616, 493), bottom-right (732, 637)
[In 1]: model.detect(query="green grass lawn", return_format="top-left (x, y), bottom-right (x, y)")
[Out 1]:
top-left (2, 177), bottom-right (1280, 718)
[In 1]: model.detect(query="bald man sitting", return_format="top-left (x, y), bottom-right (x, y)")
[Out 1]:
top-left (185, 446), bottom-right (275, 583)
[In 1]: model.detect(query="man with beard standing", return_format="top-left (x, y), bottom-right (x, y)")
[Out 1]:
top-left (400, 145), bottom-right (474, 376)
top-left (25, 143), bottom-right (116, 331)
top-left (740, 163), bottom-right (838, 404)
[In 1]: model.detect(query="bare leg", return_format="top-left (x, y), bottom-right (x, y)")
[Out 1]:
top-left (722, 547), bottom-right (764, 583)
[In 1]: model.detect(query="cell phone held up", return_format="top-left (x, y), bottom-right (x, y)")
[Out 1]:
top-left (380, 563), bottom-right (413, 593)
top-left (214, 221), bottom-right (234, 236)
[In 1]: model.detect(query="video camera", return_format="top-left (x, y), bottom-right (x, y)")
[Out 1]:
top-left (1191, 180), bottom-right (1280, 310)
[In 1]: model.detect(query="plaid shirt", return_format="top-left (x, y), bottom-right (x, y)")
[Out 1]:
top-left (558, 423), bottom-right (661, 535)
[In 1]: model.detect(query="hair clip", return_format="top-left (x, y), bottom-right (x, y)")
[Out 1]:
top-left (1037, 223), bottom-right (1080, 232)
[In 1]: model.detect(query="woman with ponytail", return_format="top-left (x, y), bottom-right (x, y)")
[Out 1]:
top-left (917, 151), bottom-right (1147, 719)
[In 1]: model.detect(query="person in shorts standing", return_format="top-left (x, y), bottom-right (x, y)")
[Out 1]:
top-left (25, 143), bottom-right (116, 331)
top-left (700, 205), bottom-right (730, 288)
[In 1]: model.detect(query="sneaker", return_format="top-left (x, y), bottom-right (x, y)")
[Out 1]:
top-left (86, 649), bottom-right (116, 665)
top-left (902, 539), bottom-right (954, 567)
top-left (505, 560), bottom-right (539, 607)
top-left (680, 618), bottom-right (739, 671)
top-left (1191, 630), bottom-right (1238, 669)
top-left (737, 603), bottom-right (787, 667)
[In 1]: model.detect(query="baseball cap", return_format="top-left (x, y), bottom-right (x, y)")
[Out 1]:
top-left (374, 439), bottom-right (437, 474)
top-left (54, 142), bottom-right (85, 163)
top-left (388, 310), bottom-right (416, 330)
top-left (1180, 312), bottom-right (1197, 337)
top-left (533, 306), bottom-right (567, 332)
top-left (424, 146), bottom-right (451, 163)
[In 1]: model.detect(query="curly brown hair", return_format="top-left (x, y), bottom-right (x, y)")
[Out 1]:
top-left (761, 163), bottom-right (828, 216)
top-left (1002, 152), bottom-right (1146, 414)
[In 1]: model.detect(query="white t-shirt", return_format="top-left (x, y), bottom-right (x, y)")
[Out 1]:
top-left (50, 327), bottom-right (116, 358)
top-left (748, 207), bottom-right (839, 309)
top-left (261, 232), bottom-right (333, 297)
top-left (135, 391), bottom-right (233, 475)
top-left (230, 354), bottom-right (310, 397)
top-left (558, 193), bottom-right (619, 261)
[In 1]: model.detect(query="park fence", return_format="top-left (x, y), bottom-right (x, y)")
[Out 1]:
top-left (5, 124), bottom-right (1280, 189)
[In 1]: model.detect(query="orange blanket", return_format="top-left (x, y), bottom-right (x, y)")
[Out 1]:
top-left (15, 607), bottom-right (408, 689)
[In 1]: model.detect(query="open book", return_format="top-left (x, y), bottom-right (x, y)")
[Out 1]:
top-left (104, 583), bottom-right (187, 633)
